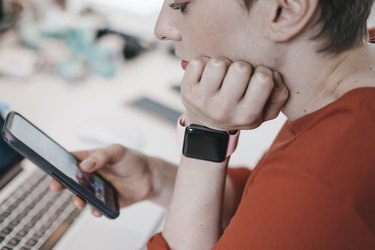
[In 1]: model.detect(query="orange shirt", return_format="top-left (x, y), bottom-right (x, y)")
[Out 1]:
top-left (148, 87), bottom-right (375, 249)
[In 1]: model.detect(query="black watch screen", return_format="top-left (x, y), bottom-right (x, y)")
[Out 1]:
top-left (182, 124), bottom-right (229, 162)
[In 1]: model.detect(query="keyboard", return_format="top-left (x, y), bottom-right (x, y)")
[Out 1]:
top-left (0, 170), bottom-right (81, 250)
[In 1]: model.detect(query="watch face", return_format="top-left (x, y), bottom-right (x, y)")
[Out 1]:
top-left (183, 125), bottom-right (229, 162)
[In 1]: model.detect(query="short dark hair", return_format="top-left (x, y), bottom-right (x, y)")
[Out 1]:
top-left (242, 0), bottom-right (374, 54)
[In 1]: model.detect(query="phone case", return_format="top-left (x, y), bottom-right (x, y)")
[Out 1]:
top-left (1, 112), bottom-right (120, 219)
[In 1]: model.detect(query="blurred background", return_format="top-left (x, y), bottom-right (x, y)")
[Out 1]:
top-left (0, 1), bottom-right (374, 249)
top-left (0, 0), bottom-right (166, 82)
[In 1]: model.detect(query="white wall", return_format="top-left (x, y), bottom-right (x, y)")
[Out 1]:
top-left (67, 0), bottom-right (163, 16)
top-left (65, 0), bottom-right (163, 40)
top-left (368, 3), bottom-right (375, 27)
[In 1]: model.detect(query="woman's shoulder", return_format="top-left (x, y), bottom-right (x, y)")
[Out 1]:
top-left (258, 86), bottom-right (375, 192)
top-left (287, 87), bottom-right (375, 133)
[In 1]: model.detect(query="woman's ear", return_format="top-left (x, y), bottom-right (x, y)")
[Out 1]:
top-left (268, 0), bottom-right (319, 42)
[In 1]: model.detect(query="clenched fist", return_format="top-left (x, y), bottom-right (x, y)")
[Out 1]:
top-left (181, 57), bottom-right (289, 131)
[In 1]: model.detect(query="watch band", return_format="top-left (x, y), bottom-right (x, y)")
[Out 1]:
top-left (176, 115), bottom-right (240, 158)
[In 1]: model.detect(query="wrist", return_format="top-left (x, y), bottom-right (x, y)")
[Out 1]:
top-left (180, 154), bottom-right (229, 170)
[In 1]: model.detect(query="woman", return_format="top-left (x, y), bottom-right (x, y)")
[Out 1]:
top-left (51, 0), bottom-right (375, 249)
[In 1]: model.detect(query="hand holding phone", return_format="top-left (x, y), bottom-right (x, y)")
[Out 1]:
top-left (50, 144), bottom-right (163, 217)
top-left (1, 112), bottom-right (120, 219)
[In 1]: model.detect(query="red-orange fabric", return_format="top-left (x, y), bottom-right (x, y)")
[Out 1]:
top-left (148, 87), bottom-right (375, 250)
top-left (147, 233), bottom-right (170, 249)
top-left (369, 28), bottom-right (375, 43)
top-left (227, 167), bottom-right (252, 203)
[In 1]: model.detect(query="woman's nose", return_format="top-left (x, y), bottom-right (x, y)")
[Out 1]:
top-left (154, 2), bottom-right (181, 41)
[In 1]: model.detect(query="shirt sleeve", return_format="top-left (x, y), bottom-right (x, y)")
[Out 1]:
top-left (227, 167), bottom-right (252, 203)
top-left (147, 233), bottom-right (170, 250)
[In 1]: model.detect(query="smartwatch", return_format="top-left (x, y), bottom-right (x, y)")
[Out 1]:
top-left (176, 115), bottom-right (240, 162)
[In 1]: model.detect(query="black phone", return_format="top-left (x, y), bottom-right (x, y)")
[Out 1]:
top-left (1, 111), bottom-right (120, 219)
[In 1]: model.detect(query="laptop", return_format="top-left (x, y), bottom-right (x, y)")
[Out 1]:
top-left (0, 113), bottom-right (165, 250)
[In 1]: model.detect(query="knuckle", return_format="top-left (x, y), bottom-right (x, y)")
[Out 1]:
top-left (254, 67), bottom-right (273, 84)
top-left (214, 57), bottom-right (232, 65)
top-left (231, 61), bottom-right (252, 74)
top-left (190, 58), bottom-right (207, 69)
top-left (208, 57), bottom-right (229, 69)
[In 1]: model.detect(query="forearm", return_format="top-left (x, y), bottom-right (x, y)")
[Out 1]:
top-left (163, 156), bottom-right (229, 250)
top-left (148, 156), bottom-right (178, 208)
top-left (147, 155), bottom-right (242, 225)
top-left (145, 155), bottom-right (243, 216)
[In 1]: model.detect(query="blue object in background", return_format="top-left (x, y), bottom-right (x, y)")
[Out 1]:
top-left (0, 101), bottom-right (9, 117)
top-left (65, 28), bottom-right (117, 79)
top-left (0, 110), bottom-right (24, 177)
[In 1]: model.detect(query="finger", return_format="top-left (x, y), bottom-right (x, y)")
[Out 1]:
top-left (199, 57), bottom-right (231, 96)
top-left (181, 57), bottom-right (210, 92)
top-left (219, 61), bottom-right (253, 103)
top-left (79, 150), bottom-right (109, 172)
top-left (79, 146), bottom-right (111, 172)
top-left (79, 144), bottom-right (125, 173)
top-left (241, 66), bottom-right (274, 117)
top-left (49, 179), bottom-right (64, 192)
top-left (91, 208), bottom-right (103, 217)
top-left (73, 197), bottom-right (86, 209)
top-left (72, 150), bottom-right (93, 161)
top-left (263, 72), bottom-right (289, 120)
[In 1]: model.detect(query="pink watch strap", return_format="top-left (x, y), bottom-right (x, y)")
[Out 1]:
top-left (176, 115), bottom-right (240, 158)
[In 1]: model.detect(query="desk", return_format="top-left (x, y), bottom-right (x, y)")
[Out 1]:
top-left (0, 45), bottom-right (285, 249)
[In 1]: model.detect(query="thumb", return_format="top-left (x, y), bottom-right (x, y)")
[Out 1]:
top-left (263, 71), bottom-right (289, 121)
top-left (79, 150), bottom-right (110, 172)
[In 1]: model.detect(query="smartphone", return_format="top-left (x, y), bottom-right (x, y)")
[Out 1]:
top-left (1, 111), bottom-right (120, 219)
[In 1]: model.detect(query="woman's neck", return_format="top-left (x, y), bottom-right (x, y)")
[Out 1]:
top-left (278, 43), bottom-right (375, 121)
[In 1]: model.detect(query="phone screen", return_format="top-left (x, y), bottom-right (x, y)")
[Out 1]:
top-left (4, 113), bottom-right (119, 218)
